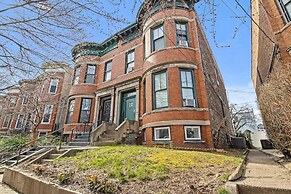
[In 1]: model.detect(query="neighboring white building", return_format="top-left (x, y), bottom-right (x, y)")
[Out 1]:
top-left (232, 107), bottom-right (268, 148)
top-left (251, 124), bottom-right (268, 148)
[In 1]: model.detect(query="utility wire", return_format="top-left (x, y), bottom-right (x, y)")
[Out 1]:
top-left (233, 0), bottom-right (276, 44)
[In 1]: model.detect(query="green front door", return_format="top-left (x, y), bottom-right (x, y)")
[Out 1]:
top-left (120, 91), bottom-right (136, 123)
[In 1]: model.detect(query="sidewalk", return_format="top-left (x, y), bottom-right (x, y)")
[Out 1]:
top-left (0, 174), bottom-right (18, 194)
top-left (232, 149), bottom-right (291, 194)
top-left (261, 149), bottom-right (291, 171)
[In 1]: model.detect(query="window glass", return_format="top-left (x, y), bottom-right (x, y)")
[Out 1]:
top-left (2, 115), bottom-right (11, 128)
top-left (104, 61), bottom-right (112, 81)
top-left (279, 0), bottom-right (291, 22)
top-left (152, 25), bottom-right (165, 52)
top-left (153, 71), bottom-right (168, 109)
top-left (42, 105), bottom-right (53, 123)
top-left (66, 99), bottom-right (75, 124)
top-left (49, 79), bottom-right (58, 93)
top-left (154, 127), bottom-right (171, 140)
top-left (79, 98), bottom-right (92, 123)
top-left (73, 67), bottom-right (80, 85)
top-left (10, 97), bottom-right (17, 107)
top-left (176, 22), bottom-right (189, 47)
top-left (126, 51), bottom-right (135, 73)
top-left (22, 94), bottom-right (29, 105)
top-left (16, 114), bottom-right (25, 129)
top-left (85, 65), bottom-right (96, 84)
top-left (184, 126), bottom-right (201, 140)
top-left (180, 70), bottom-right (197, 107)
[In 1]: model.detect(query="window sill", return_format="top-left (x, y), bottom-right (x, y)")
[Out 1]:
top-left (153, 140), bottom-right (172, 145)
top-left (184, 140), bottom-right (205, 144)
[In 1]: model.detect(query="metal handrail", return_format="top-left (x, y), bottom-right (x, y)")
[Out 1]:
top-left (15, 127), bottom-right (64, 165)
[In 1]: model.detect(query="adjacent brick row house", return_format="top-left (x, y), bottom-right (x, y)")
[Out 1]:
top-left (64, 0), bottom-right (233, 148)
top-left (0, 62), bottom-right (73, 137)
top-left (251, 0), bottom-right (291, 90)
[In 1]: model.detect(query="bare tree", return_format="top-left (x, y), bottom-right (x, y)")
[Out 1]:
top-left (258, 65), bottom-right (291, 158)
top-left (230, 104), bottom-right (257, 134)
top-left (0, 0), bottom-right (138, 91)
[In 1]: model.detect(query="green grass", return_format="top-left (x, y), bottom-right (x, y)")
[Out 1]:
top-left (55, 146), bottom-right (242, 182)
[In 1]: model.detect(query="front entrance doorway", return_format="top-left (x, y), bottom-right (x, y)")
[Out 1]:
top-left (120, 91), bottom-right (136, 124)
top-left (98, 96), bottom-right (111, 126)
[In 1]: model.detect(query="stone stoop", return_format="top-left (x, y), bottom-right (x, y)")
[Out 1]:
top-left (91, 120), bottom-right (139, 146)
top-left (92, 129), bottom-right (116, 146)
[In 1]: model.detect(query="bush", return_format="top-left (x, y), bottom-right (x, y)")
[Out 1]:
top-left (86, 175), bottom-right (119, 194)
top-left (57, 170), bottom-right (74, 184)
top-left (258, 65), bottom-right (291, 158)
top-left (0, 135), bottom-right (28, 152)
top-left (37, 135), bottom-right (60, 146)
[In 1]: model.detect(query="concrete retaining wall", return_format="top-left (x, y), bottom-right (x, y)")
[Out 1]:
top-left (2, 168), bottom-right (80, 194)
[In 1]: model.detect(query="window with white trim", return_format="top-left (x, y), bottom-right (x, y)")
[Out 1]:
top-left (153, 71), bottom-right (168, 109)
top-left (180, 69), bottom-right (197, 107)
top-left (152, 24), bottom-right (165, 52)
top-left (277, 0), bottom-right (291, 23)
top-left (42, 105), bottom-right (53, 124)
top-left (104, 61), bottom-right (112, 81)
top-left (85, 65), bottom-right (96, 84)
top-left (176, 22), bottom-right (189, 47)
top-left (73, 66), bottom-right (80, 85)
top-left (184, 126), bottom-right (201, 141)
top-left (2, 115), bottom-right (11, 128)
top-left (49, 79), bottom-right (58, 94)
top-left (66, 99), bottom-right (75, 124)
top-left (154, 127), bottom-right (171, 141)
top-left (126, 50), bottom-right (135, 73)
top-left (15, 114), bottom-right (25, 129)
top-left (10, 97), bottom-right (17, 107)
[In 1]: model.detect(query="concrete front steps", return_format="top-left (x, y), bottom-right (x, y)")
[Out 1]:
top-left (93, 129), bottom-right (116, 146)
top-left (2, 147), bottom-right (47, 166)
top-left (68, 132), bottom-right (90, 147)
top-left (29, 148), bottom-right (68, 164)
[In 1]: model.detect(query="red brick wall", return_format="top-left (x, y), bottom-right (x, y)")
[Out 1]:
top-left (65, 8), bottom-right (231, 149)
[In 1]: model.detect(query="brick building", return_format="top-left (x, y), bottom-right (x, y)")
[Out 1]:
top-left (64, 0), bottom-right (233, 148)
top-left (251, 0), bottom-right (291, 90)
top-left (0, 62), bottom-right (73, 137)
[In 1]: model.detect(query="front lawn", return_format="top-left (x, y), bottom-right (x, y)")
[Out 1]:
top-left (25, 146), bottom-right (242, 193)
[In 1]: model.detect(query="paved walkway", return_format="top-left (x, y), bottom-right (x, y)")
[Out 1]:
top-left (237, 149), bottom-right (291, 192)
top-left (0, 174), bottom-right (18, 194)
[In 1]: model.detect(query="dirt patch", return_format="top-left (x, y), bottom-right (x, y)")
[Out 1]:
top-left (16, 146), bottom-right (243, 194)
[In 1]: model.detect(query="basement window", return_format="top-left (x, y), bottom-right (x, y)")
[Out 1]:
top-left (184, 126), bottom-right (201, 141)
top-left (154, 127), bottom-right (171, 141)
